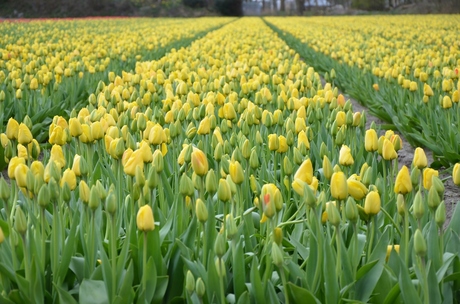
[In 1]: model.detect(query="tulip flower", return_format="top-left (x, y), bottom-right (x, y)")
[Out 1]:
top-left (442, 96), bottom-right (452, 109)
top-left (137, 205), bottom-right (155, 232)
top-left (124, 150), bottom-right (144, 176)
top-left (197, 116), bottom-right (211, 135)
top-left (18, 123), bottom-right (33, 145)
top-left (335, 111), bottom-right (346, 127)
top-left (60, 169), bottom-right (77, 190)
top-left (453, 163), bottom-right (460, 186)
top-left (297, 130), bottom-right (310, 150)
top-left (229, 161), bottom-right (244, 184)
top-left (14, 163), bottom-right (29, 188)
top-left (260, 183), bottom-right (279, 219)
top-left (268, 134), bottom-right (279, 151)
top-left (365, 129), bottom-right (378, 152)
top-left (294, 158), bottom-right (313, 184)
top-left (8, 156), bottom-right (26, 179)
top-left (423, 83), bottom-right (434, 96)
top-left (423, 168), bottom-right (438, 190)
top-left (339, 145), bottom-right (354, 166)
top-left (386, 245), bottom-right (400, 262)
top-left (191, 149), bottom-right (208, 176)
top-left (412, 147), bottom-right (427, 169)
top-left (382, 138), bottom-right (397, 161)
top-left (49, 125), bottom-right (66, 145)
top-left (347, 177), bottom-right (368, 200)
top-left (277, 135), bottom-right (288, 153)
top-left (394, 166), bottom-right (412, 195)
top-left (364, 191), bottom-right (381, 216)
top-left (6, 118), bottom-right (19, 140)
top-left (50, 145), bottom-right (66, 168)
top-left (331, 171), bottom-right (348, 200)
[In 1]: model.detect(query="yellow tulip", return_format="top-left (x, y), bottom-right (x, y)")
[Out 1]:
top-left (191, 149), bottom-right (208, 176)
top-left (423, 168), bottom-right (438, 190)
top-left (364, 191), bottom-right (381, 215)
top-left (197, 117), bottom-right (211, 135)
top-left (79, 124), bottom-right (94, 143)
top-left (294, 159), bottom-right (313, 184)
top-left (297, 130), bottom-right (310, 150)
top-left (229, 161), bottom-right (244, 184)
top-left (382, 138), bottom-right (397, 161)
top-left (139, 141), bottom-right (153, 163)
top-left (413, 147), bottom-right (427, 169)
top-left (6, 118), bottom-right (19, 140)
top-left (17, 144), bottom-right (28, 159)
top-left (394, 166), bottom-right (412, 195)
top-left (339, 145), bottom-right (354, 166)
top-left (124, 150), bottom-right (144, 176)
top-left (91, 121), bottom-right (104, 140)
top-left (14, 163), bottom-right (29, 188)
top-left (69, 118), bottom-right (83, 137)
top-left (347, 178), bottom-right (368, 200)
top-left (277, 135), bottom-right (288, 153)
top-left (331, 171), bottom-right (348, 200)
top-left (8, 157), bottom-right (26, 179)
top-left (137, 204), bottom-right (155, 232)
top-left (423, 83), bottom-right (434, 96)
top-left (453, 163), bottom-right (460, 186)
top-left (260, 183), bottom-right (279, 219)
top-left (61, 169), bottom-right (77, 190)
top-left (18, 123), bottom-right (33, 145)
top-left (442, 96), bottom-right (452, 109)
top-left (386, 245), bottom-right (400, 262)
top-left (335, 111), bottom-right (346, 127)
top-left (30, 161), bottom-right (45, 178)
top-left (49, 125), bottom-right (66, 145)
top-left (223, 103), bottom-right (236, 120)
top-left (50, 145), bottom-right (66, 168)
top-left (365, 129), bottom-right (378, 152)
top-left (149, 124), bottom-right (166, 145)
top-left (268, 134), bottom-right (279, 151)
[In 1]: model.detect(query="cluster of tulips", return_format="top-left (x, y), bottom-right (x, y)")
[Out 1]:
top-left (0, 17), bottom-right (232, 144)
top-left (0, 17), bottom-right (459, 303)
top-left (266, 16), bottom-right (460, 165)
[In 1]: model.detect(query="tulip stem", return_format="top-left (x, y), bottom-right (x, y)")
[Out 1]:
top-left (335, 224), bottom-right (342, 286)
top-left (404, 210), bottom-right (409, 266)
top-left (41, 207), bottom-right (46, 274)
top-left (142, 231), bottom-right (147, 295)
top-left (311, 208), bottom-right (323, 292)
top-left (367, 216), bottom-right (375, 263)
top-left (110, 214), bottom-right (117, 301)
top-left (417, 256), bottom-right (430, 304)
top-left (279, 265), bottom-right (290, 304)
top-left (202, 222), bottom-right (207, 266)
top-left (219, 258), bottom-right (226, 304)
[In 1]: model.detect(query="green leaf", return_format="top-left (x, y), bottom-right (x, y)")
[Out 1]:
top-left (436, 253), bottom-right (456, 283)
top-left (70, 257), bottom-right (85, 283)
top-left (355, 260), bottom-right (384, 302)
top-left (54, 283), bottom-right (79, 304)
top-left (323, 232), bottom-right (338, 304)
top-left (233, 238), bottom-right (247, 300)
top-left (398, 257), bottom-right (422, 304)
top-left (79, 279), bottom-right (109, 304)
top-left (236, 291), bottom-right (250, 304)
top-left (144, 257), bottom-right (157, 304)
top-left (250, 256), bottom-right (265, 304)
top-left (152, 276), bottom-right (169, 304)
top-left (427, 262), bottom-right (442, 304)
top-left (114, 262), bottom-right (134, 304)
top-left (287, 282), bottom-right (321, 304)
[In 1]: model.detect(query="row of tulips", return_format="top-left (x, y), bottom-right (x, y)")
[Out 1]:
top-left (265, 16), bottom-right (460, 166)
top-left (1, 17), bottom-right (460, 303)
top-left (0, 18), bottom-right (233, 147)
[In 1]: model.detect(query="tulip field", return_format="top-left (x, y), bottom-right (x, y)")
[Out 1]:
top-left (0, 16), bottom-right (459, 304)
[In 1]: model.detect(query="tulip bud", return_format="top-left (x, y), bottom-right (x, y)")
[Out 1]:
top-left (326, 202), bottom-right (340, 226)
top-left (191, 149), bottom-right (208, 176)
top-left (413, 191), bottom-right (424, 220)
top-left (105, 190), bottom-right (117, 215)
top-left (271, 242), bottom-right (284, 267)
top-left (414, 229), bottom-right (427, 257)
top-left (196, 199), bottom-right (208, 223)
top-left (89, 185), bottom-right (101, 211)
top-left (137, 204), bottom-right (155, 232)
top-left (435, 201), bottom-right (446, 227)
top-left (268, 134), bottom-right (279, 151)
top-left (427, 186), bottom-right (441, 210)
top-left (14, 206), bottom-right (27, 235)
top-left (345, 197), bottom-right (358, 223)
top-left (196, 278), bottom-right (205, 299)
top-left (214, 232), bottom-right (226, 258)
top-left (347, 178), bottom-right (368, 200)
top-left (283, 156), bottom-right (293, 176)
top-left (382, 138), bottom-right (397, 160)
top-left (411, 167), bottom-right (421, 187)
top-left (339, 145), bottom-right (354, 166)
top-left (186, 271), bottom-right (195, 295)
top-left (18, 123), bottom-right (33, 145)
top-left (225, 214), bottom-right (238, 240)
top-left (431, 175), bottom-right (444, 197)
top-left (364, 191), bottom-right (381, 216)
top-left (0, 177), bottom-right (10, 201)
